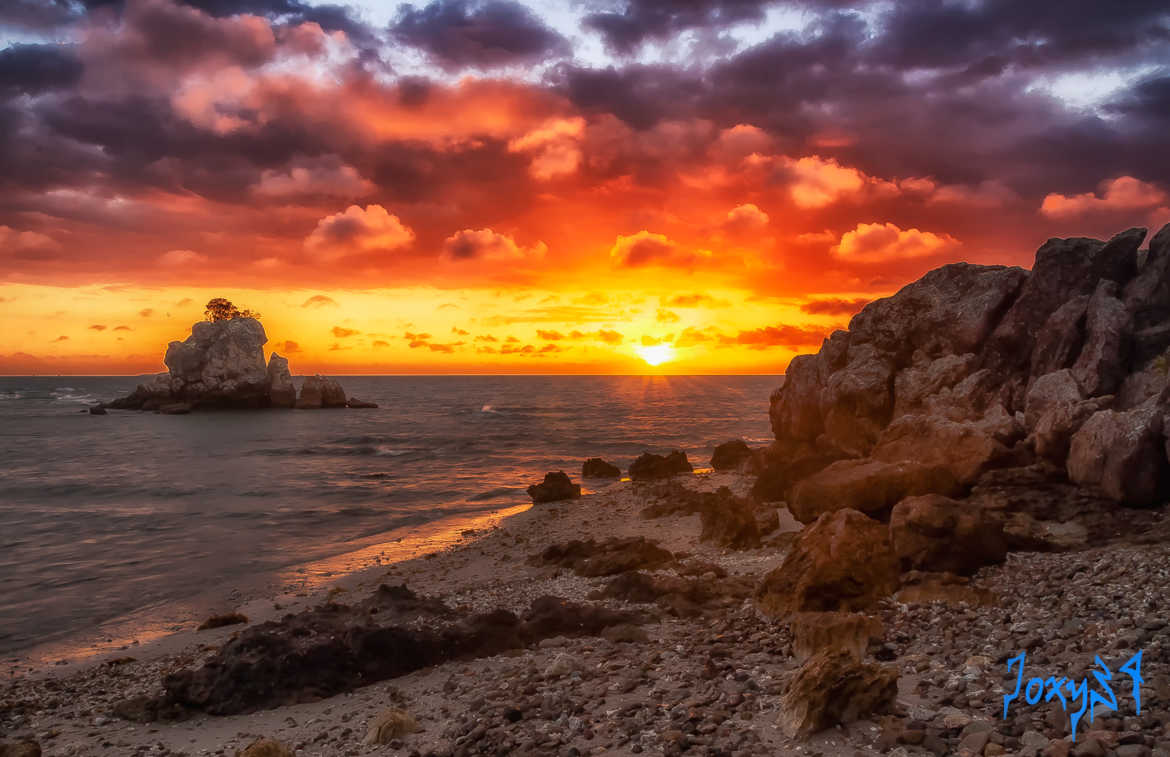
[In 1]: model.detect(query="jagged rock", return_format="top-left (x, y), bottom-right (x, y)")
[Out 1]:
top-left (628, 450), bottom-right (692, 480)
top-left (889, 494), bottom-right (1006, 575)
top-left (871, 411), bottom-right (1020, 484)
top-left (710, 439), bottom-right (753, 470)
top-left (526, 471), bottom-right (581, 503)
top-left (582, 457), bottom-right (621, 478)
top-left (295, 375), bottom-right (347, 409)
top-left (788, 458), bottom-right (961, 524)
top-left (777, 650), bottom-right (898, 738)
top-left (158, 402), bottom-right (192, 415)
top-left (697, 487), bottom-right (760, 549)
top-left (756, 509), bottom-right (899, 617)
top-left (789, 612), bottom-right (883, 663)
top-left (1033, 393), bottom-right (1115, 465)
top-left (266, 353), bottom-right (295, 408)
top-left (162, 318), bottom-right (270, 406)
top-left (364, 708), bottom-right (418, 745)
top-left (750, 448), bottom-right (845, 503)
top-left (346, 397), bottom-right (378, 408)
top-left (1071, 281), bottom-right (1131, 397)
top-left (1067, 398), bottom-right (1168, 506)
top-left (108, 372), bottom-right (173, 410)
top-left (237, 739), bottom-right (294, 757)
top-left (1030, 295), bottom-right (1089, 379)
top-left (89, 405), bottom-right (107, 415)
top-left (588, 570), bottom-right (754, 617)
top-left (892, 352), bottom-right (978, 417)
top-left (531, 537), bottom-right (673, 577)
top-left (1024, 369), bottom-right (1084, 429)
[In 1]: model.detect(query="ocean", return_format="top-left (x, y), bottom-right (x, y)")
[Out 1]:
top-left (0, 374), bottom-right (777, 658)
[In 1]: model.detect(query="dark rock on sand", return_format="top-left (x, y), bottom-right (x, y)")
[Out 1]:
top-left (197, 612), bottom-right (248, 631)
top-left (628, 450), bottom-right (693, 480)
top-left (581, 457), bottom-right (621, 478)
top-left (710, 439), bottom-right (752, 470)
top-left (158, 584), bottom-right (642, 715)
top-left (158, 401), bottom-right (193, 415)
top-left (636, 482), bottom-right (761, 549)
top-left (88, 405), bottom-right (107, 415)
top-left (237, 738), bottom-right (294, 757)
top-left (346, 397), bottom-right (378, 408)
top-left (889, 494), bottom-right (1007, 575)
top-left (588, 570), bottom-right (754, 617)
top-left (364, 708), bottom-right (418, 745)
top-left (757, 509), bottom-right (899, 617)
top-left (295, 375), bottom-right (347, 409)
top-left (777, 649), bottom-right (898, 738)
top-left (526, 471), bottom-right (581, 503)
top-left (531, 536), bottom-right (673, 576)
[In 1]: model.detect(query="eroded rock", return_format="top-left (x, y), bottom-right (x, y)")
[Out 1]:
top-left (526, 471), bottom-right (581, 504)
top-left (777, 650), bottom-right (898, 738)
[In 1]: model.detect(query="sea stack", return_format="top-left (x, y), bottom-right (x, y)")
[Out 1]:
top-left (108, 318), bottom-right (351, 412)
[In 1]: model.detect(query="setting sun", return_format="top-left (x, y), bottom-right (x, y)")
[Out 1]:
top-left (636, 344), bottom-right (676, 367)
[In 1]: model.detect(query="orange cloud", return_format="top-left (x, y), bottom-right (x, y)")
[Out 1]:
top-left (331, 326), bottom-right (359, 338)
top-left (159, 249), bottom-right (208, 265)
top-left (721, 325), bottom-right (826, 350)
top-left (280, 340), bottom-right (302, 353)
top-left (609, 231), bottom-right (687, 267)
top-left (783, 155), bottom-right (871, 209)
top-left (1040, 176), bottom-right (1167, 218)
top-left (833, 222), bottom-right (959, 263)
top-left (304, 204), bottom-right (414, 259)
top-left (442, 228), bottom-right (545, 262)
top-left (89, 324), bottom-right (107, 331)
top-left (0, 226), bottom-right (60, 255)
top-left (302, 294), bottom-right (338, 308)
top-left (255, 161), bottom-right (374, 199)
top-left (801, 297), bottom-right (871, 316)
top-left (723, 203), bottom-right (769, 233)
top-left (508, 117), bottom-right (585, 181)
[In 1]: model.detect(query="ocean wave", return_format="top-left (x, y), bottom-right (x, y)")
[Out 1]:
top-left (467, 486), bottom-right (522, 502)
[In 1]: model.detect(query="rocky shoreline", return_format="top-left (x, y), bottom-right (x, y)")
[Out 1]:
top-left (4, 225), bottom-right (1170, 756)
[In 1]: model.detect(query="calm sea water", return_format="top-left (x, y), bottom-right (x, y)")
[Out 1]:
top-left (0, 375), bottom-right (777, 656)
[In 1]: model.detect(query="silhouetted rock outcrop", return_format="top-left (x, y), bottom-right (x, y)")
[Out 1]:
top-left (526, 471), bottom-right (581, 503)
top-left (108, 318), bottom-right (355, 412)
top-left (768, 224), bottom-right (1170, 508)
top-left (628, 450), bottom-right (693, 480)
top-left (710, 439), bottom-right (753, 470)
top-left (581, 457), bottom-right (621, 478)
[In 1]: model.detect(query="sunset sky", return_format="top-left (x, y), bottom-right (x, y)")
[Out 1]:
top-left (1, 0), bottom-right (1168, 374)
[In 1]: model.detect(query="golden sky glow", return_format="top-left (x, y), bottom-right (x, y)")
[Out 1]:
top-left (2, 0), bottom-right (1168, 374)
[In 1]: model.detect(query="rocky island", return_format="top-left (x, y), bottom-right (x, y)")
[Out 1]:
top-left (104, 309), bottom-right (376, 413)
top-left (5, 226), bottom-right (1170, 757)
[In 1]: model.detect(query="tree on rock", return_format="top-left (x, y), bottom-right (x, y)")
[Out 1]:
top-left (204, 298), bottom-right (260, 322)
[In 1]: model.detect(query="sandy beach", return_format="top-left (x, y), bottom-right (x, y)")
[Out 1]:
top-left (3, 465), bottom-right (1168, 757)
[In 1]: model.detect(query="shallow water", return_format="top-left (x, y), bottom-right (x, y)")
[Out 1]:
top-left (0, 374), bottom-right (777, 655)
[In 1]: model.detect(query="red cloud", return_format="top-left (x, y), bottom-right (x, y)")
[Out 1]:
top-left (721, 325), bottom-right (826, 350)
top-left (800, 297), bottom-right (871, 316)
top-left (442, 228), bottom-right (544, 261)
top-left (609, 231), bottom-right (687, 267)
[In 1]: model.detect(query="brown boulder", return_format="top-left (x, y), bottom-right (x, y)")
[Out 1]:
top-left (628, 450), bottom-right (692, 480)
top-left (777, 650), bottom-right (898, 739)
top-left (364, 708), bottom-right (418, 744)
top-left (526, 471), bottom-right (581, 503)
top-left (895, 571), bottom-right (998, 606)
top-left (0, 743), bottom-right (41, 757)
top-left (1067, 398), bottom-right (1168, 506)
top-left (788, 458), bottom-right (961, 524)
top-left (346, 397), bottom-right (378, 408)
top-left (1071, 281), bottom-right (1131, 397)
top-left (531, 537), bottom-right (673, 577)
top-left (789, 612), bottom-right (883, 663)
top-left (582, 457), bottom-right (621, 478)
top-left (710, 439), bottom-right (753, 470)
top-left (889, 495), bottom-right (1006, 575)
top-left (872, 411), bottom-right (1019, 485)
top-left (237, 739), bottom-right (294, 757)
top-left (697, 487), bottom-right (761, 549)
top-left (756, 509), bottom-right (899, 617)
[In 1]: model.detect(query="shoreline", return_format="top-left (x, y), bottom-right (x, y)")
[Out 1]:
top-left (3, 467), bottom-right (1168, 757)
top-left (3, 498), bottom-right (540, 677)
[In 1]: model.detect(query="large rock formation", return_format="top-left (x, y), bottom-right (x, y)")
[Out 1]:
top-left (109, 318), bottom-right (353, 412)
top-left (768, 224), bottom-right (1170, 508)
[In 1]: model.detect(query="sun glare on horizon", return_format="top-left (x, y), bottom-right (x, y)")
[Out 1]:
top-left (636, 344), bottom-right (676, 367)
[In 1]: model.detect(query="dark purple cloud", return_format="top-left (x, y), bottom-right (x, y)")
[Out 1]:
top-left (583, 0), bottom-right (768, 55)
top-left (391, 0), bottom-right (569, 70)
